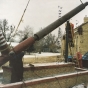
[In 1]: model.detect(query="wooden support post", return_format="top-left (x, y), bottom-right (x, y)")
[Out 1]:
top-left (9, 51), bottom-right (24, 83)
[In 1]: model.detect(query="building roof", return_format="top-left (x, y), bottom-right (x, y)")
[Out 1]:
top-left (75, 21), bottom-right (88, 29)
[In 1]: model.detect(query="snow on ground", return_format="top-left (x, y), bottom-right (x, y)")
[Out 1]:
top-left (30, 52), bottom-right (61, 56)
top-left (7, 42), bottom-right (19, 47)
top-left (0, 70), bottom-right (3, 73)
top-left (24, 62), bottom-right (67, 67)
top-left (23, 52), bottom-right (61, 58)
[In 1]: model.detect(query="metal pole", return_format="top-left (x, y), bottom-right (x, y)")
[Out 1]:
top-left (65, 21), bottom-right (70, 62)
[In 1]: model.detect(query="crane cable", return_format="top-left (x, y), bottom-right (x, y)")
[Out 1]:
top-left (11, 0), bottom-right (30, 38)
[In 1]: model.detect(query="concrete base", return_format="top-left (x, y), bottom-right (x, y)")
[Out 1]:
top-left (2, 62), bottom-right (75, 83)
top-left (0, 70), bottom-right (88, 88)
top-left (1, 62), bottom-right (88, 88)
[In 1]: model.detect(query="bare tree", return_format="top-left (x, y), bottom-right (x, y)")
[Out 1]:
top-left (34, 33), bottom-right (59, 53)
top-left (0, 19), bottom-right (15, 42)
top-left (0, 19), bottom-right (9, 39)
top-left (13, 25), bottom-right (35, 53)
top-left (7, 25), bottom-right (15, 42)
top-left (20, 25), bottom-right (34, 42)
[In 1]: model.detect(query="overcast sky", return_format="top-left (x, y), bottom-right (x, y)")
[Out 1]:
top-left (0, 0), bottom-right (88, 36)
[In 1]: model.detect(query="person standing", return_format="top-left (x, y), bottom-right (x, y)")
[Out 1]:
top-left (76, 52), bottom-right (83, 68)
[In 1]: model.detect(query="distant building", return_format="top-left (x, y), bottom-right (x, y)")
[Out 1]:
top-left (61, 16), bottom-right (88, 57)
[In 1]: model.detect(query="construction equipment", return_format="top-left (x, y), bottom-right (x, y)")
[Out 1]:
top-left (0, 2), bottom-right (88, 67)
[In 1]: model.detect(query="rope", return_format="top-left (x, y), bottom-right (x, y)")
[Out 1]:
top-left (10, 0), bottom-right (30, 39)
